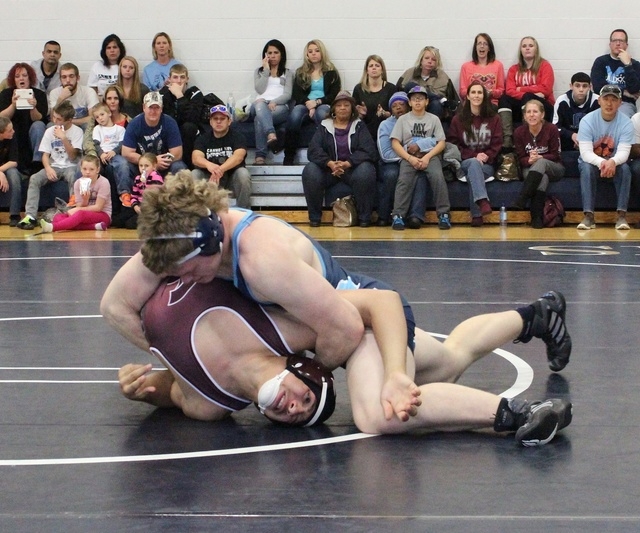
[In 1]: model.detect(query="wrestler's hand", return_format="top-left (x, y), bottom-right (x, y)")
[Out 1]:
top-left (119, 363), bottom-right (156, 401)
top-left (380, 371), bottom-right (421, 422)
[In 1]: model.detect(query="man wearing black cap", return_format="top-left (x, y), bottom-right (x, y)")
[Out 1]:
top-left (576, 84), bottom-right (634, 230)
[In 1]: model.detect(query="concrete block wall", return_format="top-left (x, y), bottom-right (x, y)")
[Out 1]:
top-left (1, 1), bottom-right (639, 106)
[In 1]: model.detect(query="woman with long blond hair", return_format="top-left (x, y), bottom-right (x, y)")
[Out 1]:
top-left (498, 36), bottom-right (555, 148)
top-left (397, 46), bottom-right (454, 118)
top-left (283, 39), bottom-right (341, 165)
top-left (116, 56), bottom-right (149, 117)
top-left (352, 54), bottom-right (396, 140)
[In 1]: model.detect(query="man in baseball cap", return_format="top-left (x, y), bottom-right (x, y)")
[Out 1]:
top-left (191, 104), bottom-right (252, 208)
top-left (576, 82), bottom-right (634, 230)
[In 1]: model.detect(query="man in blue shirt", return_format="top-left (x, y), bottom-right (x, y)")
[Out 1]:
top-left (577, 84), bottom-right (634, 230)
top-left (121, 91), bottom-right (187, 206)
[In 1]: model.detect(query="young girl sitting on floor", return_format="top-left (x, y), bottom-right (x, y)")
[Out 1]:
top-left (40, 154), bottom-right (112, 232)
top-left (111, 152), bottom-right (163, 229)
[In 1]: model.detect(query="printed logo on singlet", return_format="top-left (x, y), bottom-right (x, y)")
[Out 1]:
top-left (167, 279), bottom-right (198, 306)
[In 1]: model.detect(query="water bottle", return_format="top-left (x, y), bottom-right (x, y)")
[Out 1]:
top-left (227, 92), bottom-right (236, 120)
top-left (499, 205), bottom-right (508, 227)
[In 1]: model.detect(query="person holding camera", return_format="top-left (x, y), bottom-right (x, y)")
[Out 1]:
top-left (0, 62), bottom-right (48, 174)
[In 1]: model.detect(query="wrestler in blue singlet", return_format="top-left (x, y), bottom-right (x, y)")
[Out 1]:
top-left (229, 208), bottom-right (416, 350)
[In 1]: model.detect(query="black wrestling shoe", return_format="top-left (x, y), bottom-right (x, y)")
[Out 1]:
top-left (536, 291), bottom-right (572, 372)
top-left (548, 398), bottom-right (573, 431)
top-left (514, 400), bottom-right (561, 447)
top-left (516, 291), bottom-right (572, 372)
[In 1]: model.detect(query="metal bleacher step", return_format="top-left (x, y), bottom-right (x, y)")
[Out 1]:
top-left (247, 164), bottom-right (307, 208)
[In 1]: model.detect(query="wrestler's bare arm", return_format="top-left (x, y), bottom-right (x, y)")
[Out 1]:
top-left (101, 252), bottom-right (162, 352)
top-left (339, 290), bottom-right (421, 422)
top-left (238, 221), bottom-right (364, 369)
top-left (118, 363), bottom-right (231, 422)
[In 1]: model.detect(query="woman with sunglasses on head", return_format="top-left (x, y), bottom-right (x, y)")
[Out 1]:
top-left (283, 39), bottom-right (341, 165)
top-left (459, 33), bottom-right (505, 108)
top-left (397, 46), bottom-right (454, 119)
top-left (250, 39), bottom-right (292, 165)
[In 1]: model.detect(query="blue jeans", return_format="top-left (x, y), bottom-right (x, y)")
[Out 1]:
top-left (25, 165), bottom-right (77, 219)
top-left (579, 159), bottom-right (631, 213)
top-left (0, 167), bottom-right (23, 215)
top-left (192, 167), bottom-right (252, 208)
top-left (103, 155), bottom-right (132, 195)
top-left (250, 101), bottom-right (289, 158)
top-left (461, 158), bottom-right (493, 217)
top-left (377, 161), bottom-right (427, 221)
top-left (29, 121), bottom-right (46, 163)
top-left (302, 161), bottom-right (376, 223)
top-left (284, 103), bottom-right (330, 157)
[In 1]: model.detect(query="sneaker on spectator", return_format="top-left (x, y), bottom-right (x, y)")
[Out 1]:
top-left (95, 222), bottom-right (107, 231)
top-left (615, 215), bottom-right (630, 230)
top-left (17, 215), bottom-right (38, 230)
top-left (391, 215), bottom-right (405, 231)
top-left (9, 215), bottom-right (20, 227)
top-left (438, 212), bottom-right (451, 230)
top-left (576, 213), bottom-right (595, 230)
top-left (120, 192), bottom-right (132, 208)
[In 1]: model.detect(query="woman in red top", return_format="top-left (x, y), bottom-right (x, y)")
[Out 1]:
top-left (512, 100), bottom-right (564, 228)
top-left (498, 36), bottom-right (555, 149)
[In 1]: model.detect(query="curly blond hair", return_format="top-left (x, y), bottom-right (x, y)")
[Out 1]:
top-left (138, 170), bottom-right (230, 274)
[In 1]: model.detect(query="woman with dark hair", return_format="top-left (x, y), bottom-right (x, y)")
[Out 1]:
top-left (115, 56), bottom-right (149, 117)
top-left (143, 32), bottom-right (180, 91)
top-left (447, 82), bottom-right (503, 227)
top-left (498, 36), bottom-right (555, 148)
top-left (250, 39), bottom-right (293, 165)
top-left (301, 90), bottom-right (378, 227)
top-left (103, 85), bottom-right (131, 128)
top-left (352, 54), bottom-right (397, 141)
top-left (513, 99), bottom-right (564, 228)
top-left (0, 62), bottom-right (48, 173)
top-left (283, 39), bottom-right (341, 165)
top-left (88, 34), bottom-right (127, 97)
top-left (459, 33), bottom-right (505, 107)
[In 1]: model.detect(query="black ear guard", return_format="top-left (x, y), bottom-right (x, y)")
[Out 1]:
top-left (149, 209), bottom-right (225, 264)
top-left (191, 214), bottom-right (224, 257)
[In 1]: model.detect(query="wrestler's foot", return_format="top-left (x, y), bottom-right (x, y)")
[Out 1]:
top-left (514, 400), bottom-right (561, 447)
top-left (516, 291), bottom-right (572, 372)
top-left (494, 397), bottom-right (570, 446)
